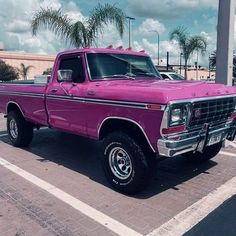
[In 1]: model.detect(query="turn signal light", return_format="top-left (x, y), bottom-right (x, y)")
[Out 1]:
top-left (147, 104), bottom-right (163, 110)
top-left (162, 125), bottom-right (186, 134)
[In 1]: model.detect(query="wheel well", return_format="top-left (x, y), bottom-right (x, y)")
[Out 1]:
top-left (99, 118), bottom-right (154, 154)
top-left (7, 103), bottom-right (23, 116)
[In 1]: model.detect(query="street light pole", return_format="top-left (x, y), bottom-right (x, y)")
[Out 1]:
top-left (209, 56), bottom-right (211, 79)
top-left (180, 53), bottom-right (183, 75)
top-left (149, 30), bottom-right (160, 65)
top-left (126, 16), bottom-right (135, 48)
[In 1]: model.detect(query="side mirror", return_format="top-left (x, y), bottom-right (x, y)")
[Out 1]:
top-left (58, 70), bottom-right (73, 82)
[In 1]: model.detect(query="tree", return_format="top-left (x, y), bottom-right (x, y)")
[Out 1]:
top-left (31, 3), bottom-right (126, 48)
top-left (17, 63), bottom-right (34, 80)
top-left (170, 27), bottom-right (207, 79)
top-left (0, 60), bottom-right (19, 82)
top-left (43, 67), bottom-right (52, 75)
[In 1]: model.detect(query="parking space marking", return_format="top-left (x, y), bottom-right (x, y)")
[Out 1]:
top-left (226, 141), bottom-right (236, 149)
top-left (146, 176), bottom-right (236, 236)
top-left (219, 151), bottom-right (235, 157)
top-left (0, 157), bottom-right (142, 236)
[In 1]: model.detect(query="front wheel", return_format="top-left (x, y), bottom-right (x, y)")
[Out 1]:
top-left (102, 132), bottom-right (150, 194)
top-left (182, 142), bottom-right (222, 162)
top-left (7, 111), bottom-right (33, 147)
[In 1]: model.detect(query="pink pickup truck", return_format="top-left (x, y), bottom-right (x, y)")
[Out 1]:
top-left (0, 48), bottom-right (236, 193)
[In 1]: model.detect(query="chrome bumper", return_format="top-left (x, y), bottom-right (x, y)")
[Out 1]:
top-left (157, 122), bottom-right (236, 157)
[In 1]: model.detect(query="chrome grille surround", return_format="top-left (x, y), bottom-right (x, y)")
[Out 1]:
top-left (189, 96), bottom-right (235, 130)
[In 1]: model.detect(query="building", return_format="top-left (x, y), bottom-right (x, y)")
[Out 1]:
top-left (0, 50), bottom-right (55, 80)
top-left (178, 68), bottom-right (216, 81)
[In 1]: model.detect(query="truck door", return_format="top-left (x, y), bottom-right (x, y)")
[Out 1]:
top-left (46, 54), bottom-right (87, 135)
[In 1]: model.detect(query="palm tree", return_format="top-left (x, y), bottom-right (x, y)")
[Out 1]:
top-left (17, 63), bottom-right (34, 80)
top-left (170, 27), bottom-right (207, 79)
top-left (31, 3), bottom-right (126, 48)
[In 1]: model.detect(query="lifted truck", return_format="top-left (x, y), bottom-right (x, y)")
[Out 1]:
top-left (0, 47), bottom-right (236, 194)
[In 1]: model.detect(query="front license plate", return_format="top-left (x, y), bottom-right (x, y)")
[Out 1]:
top-left (208, 134), bottom-right (222, 146)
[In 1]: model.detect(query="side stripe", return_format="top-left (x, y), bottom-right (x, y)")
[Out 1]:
top-left (0, 91), bottom-right (166, 110)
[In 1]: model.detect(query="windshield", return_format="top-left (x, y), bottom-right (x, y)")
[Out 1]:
top-left (87, 53), bottom-right (161, 80)
top-left (170, 73), bottom-right (185, 80)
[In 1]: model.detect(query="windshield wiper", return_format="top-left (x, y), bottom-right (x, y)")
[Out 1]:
top-left (136, 72), bottom-right (158, 77)
top-left (102, 74), bottom-right (135, 80)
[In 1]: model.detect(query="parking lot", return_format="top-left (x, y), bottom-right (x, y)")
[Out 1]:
top-left (0, 113), bottom-right (235, 236)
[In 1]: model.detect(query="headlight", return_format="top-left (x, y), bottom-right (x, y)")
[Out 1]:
top-left (169, 104), bottom-right (188, 127)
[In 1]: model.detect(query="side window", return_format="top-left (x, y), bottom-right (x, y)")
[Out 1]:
top-left (59, 56), bottom-right (85, 83)
top-left (161, 74), bottom-right (169, 79)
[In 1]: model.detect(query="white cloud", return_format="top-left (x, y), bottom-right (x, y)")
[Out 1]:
top-left (7, 20), bottom-right (30, 33)
top-left (0, 0), bottom-right (84, 54)
top-left (137, 19), bottom-right (166, 37)
top-left (133, 38), bottom-right (181, 65)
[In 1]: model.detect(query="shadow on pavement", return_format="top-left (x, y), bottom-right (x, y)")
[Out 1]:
top-left (0, 128), bottom-right (217, 199)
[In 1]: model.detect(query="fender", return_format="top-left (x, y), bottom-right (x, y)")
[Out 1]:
top-left (98, 116), bottom-right (155, 153)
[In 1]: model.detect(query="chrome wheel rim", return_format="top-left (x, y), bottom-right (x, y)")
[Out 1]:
top-left (109, 147), bottom-right (132, 180)
top-left (9, 119), bottom-right (18, 139)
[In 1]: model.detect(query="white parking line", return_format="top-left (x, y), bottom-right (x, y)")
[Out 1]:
top-left (146, 176), bottom-right (236, 236)
top-left (0, 157), bottom-right (141, 236)
top-left (227, 141), bottom-right (236, 149)
top-left (219, 151), bottom-right (235, 157)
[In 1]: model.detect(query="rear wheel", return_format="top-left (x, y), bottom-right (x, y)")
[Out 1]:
top-left (7, 111), bottom-right (33, 147)
top-left (102, 132), bottom-right (150, 194)
top-left (182, 142), bottom-right (222, 162)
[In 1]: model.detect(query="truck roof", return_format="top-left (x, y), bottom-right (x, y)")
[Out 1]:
top-left (57, 47), bottom-right (149, 57)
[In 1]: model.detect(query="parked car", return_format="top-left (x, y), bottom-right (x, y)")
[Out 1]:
top-left (160, 72), bottom-right (185, 80)
top-left (0, 47), bottom-right (236, 194)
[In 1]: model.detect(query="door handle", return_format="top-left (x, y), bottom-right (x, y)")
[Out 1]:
top-left (87, 90), bottom-right (95, 95)
top-left (50, 88), bottom-right (58, 93)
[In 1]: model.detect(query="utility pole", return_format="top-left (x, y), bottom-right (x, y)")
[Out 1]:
top-left (215, 0), bottom-right (235, 85)
top-left (126, 16), bottom-right (135, 48)
top-left (167, 52), bottom-right (169, 71)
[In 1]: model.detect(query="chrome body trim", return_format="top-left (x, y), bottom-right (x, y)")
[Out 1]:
top-left (0, 91), bottom-right (44, 98)
top-left (98, 116), bottom-right (155, 153)
top-left (6, 101), bottom-right (25, 116)
top-left (0, 90), bottom-right (165, 110)
top-left (157, 121), bottom-right (236, 157)
top-left (47, 94), bottom-right (165, 110)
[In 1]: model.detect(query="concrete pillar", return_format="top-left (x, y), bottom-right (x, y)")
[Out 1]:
top-left (215, 0), bottom-right (235, 85)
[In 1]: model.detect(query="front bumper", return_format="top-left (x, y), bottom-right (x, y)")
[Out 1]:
top-left (157, 121), bottom-right (236, 157)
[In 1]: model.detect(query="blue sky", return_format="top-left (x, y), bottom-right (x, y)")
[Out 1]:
top-left (0, 0), bottom-right (224, 66)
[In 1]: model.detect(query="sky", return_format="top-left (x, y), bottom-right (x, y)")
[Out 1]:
top-left (0, 0), bottom-right (228, 66)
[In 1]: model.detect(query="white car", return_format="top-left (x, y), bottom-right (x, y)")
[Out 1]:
top-left (160, 72), bottom-right (185, 81)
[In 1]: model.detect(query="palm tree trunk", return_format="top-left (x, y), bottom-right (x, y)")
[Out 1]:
top-left (184, 58), bottom-right (188, 80)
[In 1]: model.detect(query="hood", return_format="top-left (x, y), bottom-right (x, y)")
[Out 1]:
top-left (88, 79), bottom-right (236, 104)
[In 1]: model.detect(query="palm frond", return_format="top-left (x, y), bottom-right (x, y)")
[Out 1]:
top-left (87, 3), bottom-right (125, 44)
top-left (170, 26), bottom-right (188, 52)
top-left (31, 8), bottom-right (71, 43)
top-left (186, 36), bottom-right (207, 58)
top-left (69, 21), bottom-right (87, 47)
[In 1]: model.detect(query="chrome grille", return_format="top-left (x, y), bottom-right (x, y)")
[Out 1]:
top-left (189, 97), bottom-right (235, 129)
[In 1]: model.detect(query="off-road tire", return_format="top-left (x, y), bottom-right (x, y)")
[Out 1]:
top-left (102, 132), bottom-right (150, 194)
top-left (182, 142), bottom-right (222, 162)
top-left (7, 111), bottom-right (33, 147)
